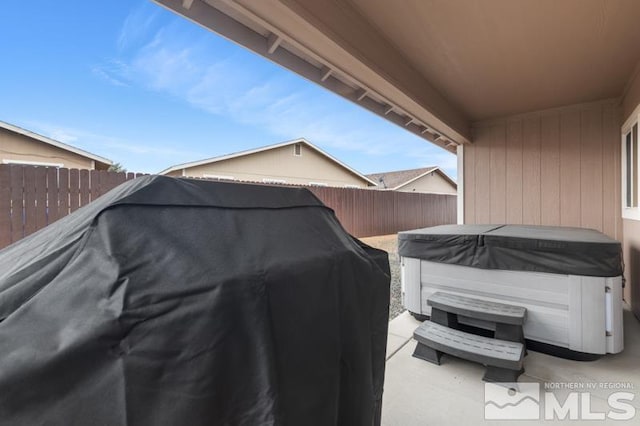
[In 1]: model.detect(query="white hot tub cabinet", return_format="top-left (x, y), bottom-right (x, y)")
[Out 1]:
top-left (399, 225), bottom-right (624, 356)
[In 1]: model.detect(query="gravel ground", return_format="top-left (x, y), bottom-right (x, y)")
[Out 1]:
top-left (359, 234), bottom-right (404, 321)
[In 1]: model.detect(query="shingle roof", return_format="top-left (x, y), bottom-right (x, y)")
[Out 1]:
top-left (366, 167), bottom-right (439, 189)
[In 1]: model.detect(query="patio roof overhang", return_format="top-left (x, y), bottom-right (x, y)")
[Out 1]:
top-left (154, 0), bottom-right (640, 153)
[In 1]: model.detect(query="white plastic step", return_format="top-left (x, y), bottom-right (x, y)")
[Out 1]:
top-left (428, 292), bottom-right (526, 325)
top-left (413, 321), bottom-right (525, 370)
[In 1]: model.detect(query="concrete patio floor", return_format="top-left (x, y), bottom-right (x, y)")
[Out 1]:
top-left (382, 306), bottom-right (640, 425)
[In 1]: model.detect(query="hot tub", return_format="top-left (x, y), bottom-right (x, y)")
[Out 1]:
top-left (399, 224), bottom-right (624, 357)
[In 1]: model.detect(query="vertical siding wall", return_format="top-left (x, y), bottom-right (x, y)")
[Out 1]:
top-left (622, 66), bottom-right (640, 318)
top-left (0, 128), bottom-right (96, 170)
top-left (464, 99), bottom-right (622, 241)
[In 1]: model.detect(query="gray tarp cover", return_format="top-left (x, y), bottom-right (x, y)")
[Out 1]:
top-left (0, 176), bottom-right (390, 426)
top-left (399, 224), bottom-right (623, 277)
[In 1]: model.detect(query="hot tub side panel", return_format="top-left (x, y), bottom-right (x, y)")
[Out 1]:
top-left (401, 258), bottom-right (623, 355)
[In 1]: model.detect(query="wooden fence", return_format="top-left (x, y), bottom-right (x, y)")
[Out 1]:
top-left (0, 164), bottom-right (456, 249)
top-left (309, 186), bottom-right (456, 238)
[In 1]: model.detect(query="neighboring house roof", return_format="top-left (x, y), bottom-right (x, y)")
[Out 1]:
top-left (0, 120), bottom-right (113, 168)
top-left (159, 138), bottom-right (379, 186)
top-left (366, 167), bottom-right (457, 190)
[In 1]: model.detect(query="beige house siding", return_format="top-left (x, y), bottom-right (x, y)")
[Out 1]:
top-left (624, 219), bottom-right (640, 313)
top-left (464, 99), bottom-right (622, 240)
top-left (396, 172), bottom-right (456, 194)
top-left (623, 66), bottom-right (640, 119)
top-left (181, 143), bottom-right (370, 187)
top-left (622, 68), bottom-right (640, 315)
top-left (0, 127), bottom-right (104, 170)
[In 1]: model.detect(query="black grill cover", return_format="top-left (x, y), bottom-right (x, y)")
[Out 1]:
top-left (399, 224), bottom-right (622, 277)
top-left (0, 176), bottom-right (390, 426)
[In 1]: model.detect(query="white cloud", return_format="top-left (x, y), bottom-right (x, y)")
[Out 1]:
top-left (95, 14), bottom-right (457, 175)
top-left (117, 3), bottom-right (160, 52)
top-left (91, 66), bottom-right (128, 87)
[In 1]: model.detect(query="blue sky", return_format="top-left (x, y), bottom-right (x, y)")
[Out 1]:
top-left (0, 0), bottom-right (456, 178)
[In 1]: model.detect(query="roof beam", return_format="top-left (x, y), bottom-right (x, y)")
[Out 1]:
top-left (355, 89), bottom-right (368, 101)
top-left (152, 0), bottom-right (469, 151)
top-left (320, 66), bottom-right (333, 82)
top-left (182, 0), bottom-right (194, 9)
top-left (266, 33), bottom-right (282, 54)
top-left (271, 0), bottom-right (470, 143)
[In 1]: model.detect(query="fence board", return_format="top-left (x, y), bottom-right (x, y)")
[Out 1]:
top-left (46, 167), bottom-right (59, 224)
top-left (89, 170), bottom-right (99, 200)
top-left (35, 167), bottom-right (48, 231)
top-left (91, 170), bottom-right (110, 200)
top-left (0, 166), bottom-right (11, 247)
top-left (0, 165), bottom-right (457, 248)
top-left (23, 166), bottom-right (37, 237)
top-left (69, 169), bottom-right (80, 213)
top-left (113, 171), bottom-right (127, 188)
top-left (308, 186), bottom-right (456, 238)
top-left (100, 170), bottom-right (110, 197)
top-left (59, 169), bottom-right (70, 218)
top-left (103, 171), bottom-right (114, 194)
top-left (80, 169), bottom-right (90, 205)
top-left (9, 166), bottom-right (24, 243)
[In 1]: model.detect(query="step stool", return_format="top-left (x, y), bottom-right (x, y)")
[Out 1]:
top-left (413, 292), bottom-right (527, 382)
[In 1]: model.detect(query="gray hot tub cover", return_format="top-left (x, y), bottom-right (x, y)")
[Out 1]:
top-left (399, 224), bottom-right (623, 277)
top-left (0, 176), bottom-right (390, 426)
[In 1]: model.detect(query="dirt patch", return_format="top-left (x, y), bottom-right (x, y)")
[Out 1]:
top-left (359, 234), bottom-right (403, 321)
